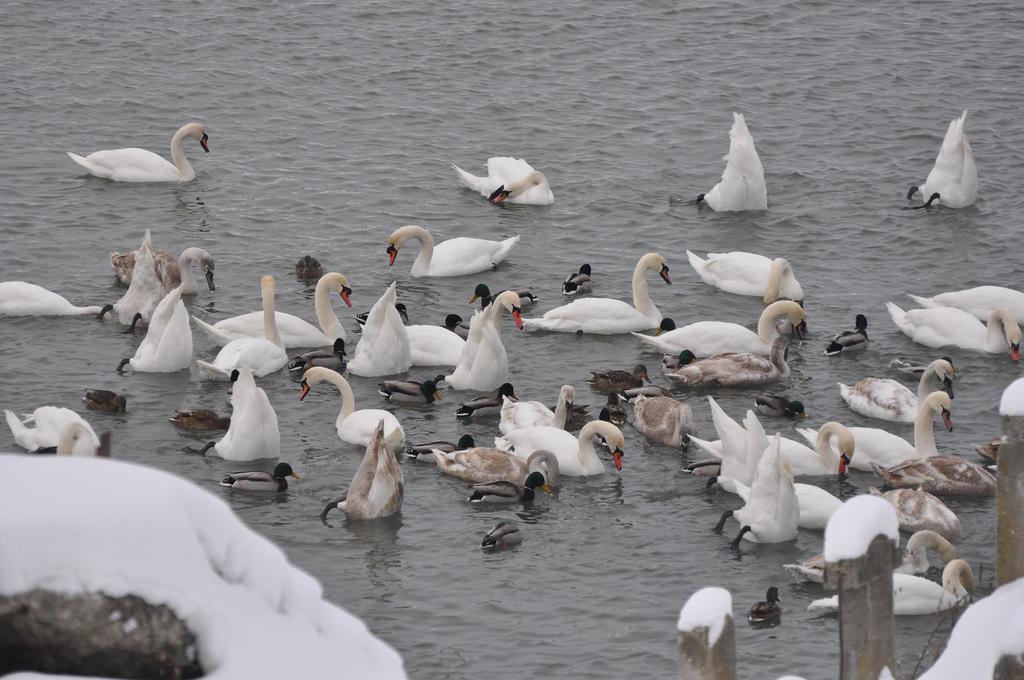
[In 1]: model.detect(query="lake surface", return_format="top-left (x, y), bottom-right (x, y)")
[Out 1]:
top-left (2, 0), bottom-right (1022, 677)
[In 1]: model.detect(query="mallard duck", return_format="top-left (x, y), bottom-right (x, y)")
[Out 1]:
top-left (169, 409), bottom-right (231, 431)
top-left (468, 470), bottom-right (550, 503)
top-left (587, 365), bottom-right (649, 392)
top-left (561, 264), bottom-right (592, 296)
top-left (667, 337), bottom-right (790, 386)
top-left (974, 437), bottom-right (1000, 463)
top-left (321, 421), bottom-right (404, 521)
top-left (748, 587), bottom-right (782, 624)
top-left (481, 521), bottom-right (522, 549)
top-left (471, 283), bottom-right (538, 310)
top-left (295, 255), bottom-right (324, 281)
top-left (356, 302), bottom-right (408, 328)
top-left (379, 377), bottom-right (443, 404)
top-left (220, 462), bottom-right (300, 492)
top-left (444, 313), bottom-right (471, 339)
top-left (84, 390), bottom-right (127, 413)
top-left (630, 394), bottom-right (694, 448)
top-left (754, 395), bottom-right (805, 418)
top-left (456, 383), bottom-right (517, 418)
top-left (288, 338), bottom-right (347, 373)
top-left (662, 349), bottom-right (697, 371)
top-left (825, 314), bottom-right (868, 355)
top-left (404, 434), bottom-right (476, 459)
top-left (602, 393), bottom-right (628, 426)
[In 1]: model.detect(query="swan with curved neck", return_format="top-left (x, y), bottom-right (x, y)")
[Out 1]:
top-left (812, 422), bottom-right (855, 474)
top-left (839, 358), bottom-right (955, 423)
top-left (686, 250), bottom-right (803, 303)
top-left (56, 422), bottom-right (102, 456)
top-left (193, 272), bottom-right (352, 348)
top-left (523, 253), bottom-right (671, 334)
top-left (386, 225), bottom-right (520, 277)
top-left (446, 290), bottom-right (522, 391)
top-left (300, 366), bottom-right (405, 450)
top-left (888, 303), bottom-right (1021, 361)
top-left (499, 385), bottom-right (576, 434)
top-left (496, 420), bottom-right (625, 477)
top-left (488, 171), bottom-right (551, 204)
top-left (632, 299), bottom-right (805, 356)
top-left (67, 122), bottom-right (209, 183)
top-left (909, 285), bottom-right (1024, 323)
top-left (809, 559), bottom-right (973, 615)
top-left (451, 157), bottom-right (555, 205)
top-left (196, 276), bottom-right (288, 379)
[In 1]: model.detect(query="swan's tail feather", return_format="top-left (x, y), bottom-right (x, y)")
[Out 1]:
top-left (66, 152), bottom-right (111, 179)
top-left (886, 302), bottom-right (914, 336)
top-left (783, 563), bottom-right (824, 584)
top-left (907, 294), bottom-right (937, 309)
top-left (4, 410), bottom-right (32, 450)
top-left (630, 331), bottom-right (672, 353)
top-left (196, 360), bottom-right (230, 380)
top-left (686, 250), bottom-right (707, 276)
top-left (451, 163), bottom-right (490, 194)
top-left (837, 382), bottom-right (852, 402)
top-left (191, 315), bottom-right (233, 347)
top-left (687, 435), bottom-right (723, 461)
top-left (795, 427), bottom-right (818, 449)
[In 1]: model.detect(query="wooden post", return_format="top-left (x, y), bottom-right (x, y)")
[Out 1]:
top-left (994, 653), bottom-right (1024, 680)
top-left (677, 616), bottom-right (736, 680)
top-left (998, 415), bottom-right (1024, 586)
top-left (823, 534), bottom-right (901, 680)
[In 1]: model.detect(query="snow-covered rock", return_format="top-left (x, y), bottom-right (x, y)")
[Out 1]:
top-left (677, 586), bottom-right (732, 646)
top-left (1000, 377), bottom-right (1024, 416)
top-left (0, 455), bottom-right (407, 680)
top-left (824, 495), bottom-right (899, 562)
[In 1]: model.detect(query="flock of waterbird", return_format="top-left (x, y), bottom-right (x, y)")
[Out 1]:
top-left (0, 108), bottom-right (1013, 617)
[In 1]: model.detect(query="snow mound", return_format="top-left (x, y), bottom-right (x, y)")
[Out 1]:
top-left (677, 586), bottom-right (732, 646)
top-left (824, 495), bottom-right (898, 562)
top-left (1000, 378), bottom-right (1024, 416)
top-left (0, 455), bottom-right (406, 679)
top-left (921, 576), bottom-right (1024, 678)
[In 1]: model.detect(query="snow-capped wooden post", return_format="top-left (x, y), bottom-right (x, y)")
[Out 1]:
top-left (822, 496), bottom-right (901, 680)
top-left (997, 380), bottom-right (1024, 587)
top-left (676, 587), bottom-right (736, 680)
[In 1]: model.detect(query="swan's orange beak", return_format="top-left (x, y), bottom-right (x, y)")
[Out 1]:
top-left (1012, 343), bottom-right (1021, 362)
top-left (512, 308), bottom-right (524, 330)
top-left (795, 319), bottom-right (808, 340)
top-left (200, 133), bottom-right (209, 153)
top-left (340, 288), bottom-right (352, 308)
top-left (387, 244), bottom-right (398, 267)
top-left (838, 454), bottom-right (849, 475)
top-left (942, 408), bottom-right (954, 432)
top-left (659, 265), bottom-right (672, 285)
top-left (487, 185), bottom-right (510, 204)
top-left (299, 380), bottom-right (311, 401)
top-left (613, 448), bottom-right (623, 471)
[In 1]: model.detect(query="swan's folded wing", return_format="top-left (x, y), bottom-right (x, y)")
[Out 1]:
top-left (486, 156), bottom-right (535, 184)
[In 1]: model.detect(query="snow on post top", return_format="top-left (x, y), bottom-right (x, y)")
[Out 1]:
top-left (823, 495), bottom-right (899, 562)
top-left (677, 587), bottom-right (732, 646)
top-left (1000, 377), bottom-right (1024, 416)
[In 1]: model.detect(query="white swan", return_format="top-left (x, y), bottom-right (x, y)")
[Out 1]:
top-left (632, 300), bottom-right (805, 356)
top-left (111, 245), bottom-right (215, 295)
top-left (348, 282), bottom-right (412, 378)
top-left (196, 275), bottom-right (287, 379)
top-left (67, 122), bottom-right (209, 183)
top-left (212, 367), bottom-right (280, 462)
top-left (713, 435), bottom-right (798, 544)
top-left (5, 406), bottom-right (99, 452)
top-left (838, 358), bottom-right (955, 423)
top-left (809, 559), bottom-right (973, 616)
top-left (731, 477), bottom-right (841, 531)
top-left (386, 225), bottom-right (520, 277)
top-left (887, 303), bottom-right (1020, 361)
top-left (446, 290), bottom-right (523, 391)
top-left (907, 110), bottom-right (977, 209)
top-left (406, 324), bottom-right (465, 367)
top-left (686, 250), bottom-right (803, 303)
top-left (300, 366), bottom-right (405, 450)
top-left (784, 530), bottom-right (959, 583)
top-left (499, 385), bottom-right (575, 435)
top-left (193, 272), bottom-right (351, 348)
top-left (495, 420), bottom-right (625, 477)
top-left (0, 282), bottom-right (102, 317)
top-left (54, 422), bottom-right (104, 456)
top-left (523, 252), bottom-right (671, 334)
top-left (797, 391), bottom-right (953, 471)
top-left (116, 286), bottom-right (192, 373)
top-left (908, 286), bottom-right (1024, 323)
top-left (452, 157), bottom-right (554, 205)
top-left (696, 113), bottom-right (767, 211)
top-left (101, 231), bottom-right (164, 326)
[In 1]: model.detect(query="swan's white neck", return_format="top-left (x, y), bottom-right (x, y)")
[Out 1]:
top-left (814, 425), bottom-right (843, 471)
top-left (313, 276), bottom-right (343, 338)
top-left (913, 402), bottom-right (939, 456)
top-left (177, 247), bottom-right (207, 294)
top-left (917, 364), bottom-right (941, 403)
top-left (575, 422), bottom-right (606, 473)
top-left (505, 171), bottom-right (547, 197)
top-left (552, 390), bottom-right (571, 430)
top-left (984, 310), bottom-right (1013, 352)
top-left (261, 279), bottom-right (283, 348)
top-left (170, 125), bottom-right (196, 182)
top-left (763, 259), bottom-right (786, 304)
top-left (398, 226), bottom-right (434, 276)
top-left (757, 301), bottom-right (799, 344)
top-left (631, 258), bottom-right (660, 319)
top-left (315, 369), bottom-right (356, 419)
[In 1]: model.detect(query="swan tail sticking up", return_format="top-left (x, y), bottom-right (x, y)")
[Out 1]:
top-left (451, 163), bottom-right (492, 194)
top-left (492, 236), bottom-right (521, 267)
top-left (191, 315), bottom-right (235, 346)
top-left (4, 410), bottom-right (33, 449)
top-left (686, 250), bottom-right (708, 277)
top-left (66, 152), bottom-right (113, 179)
top-left (907, 294), bottom-right (939, 309)
top-left (195, 360), bottom-right (230, 380)
top-left (886, 302), bottom-right (915, 337)
top-left (629, 331), bottom-right (674, 353)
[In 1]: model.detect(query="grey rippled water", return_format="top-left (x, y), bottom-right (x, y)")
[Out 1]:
top-left (2, 0), bottom-right (1023, 677)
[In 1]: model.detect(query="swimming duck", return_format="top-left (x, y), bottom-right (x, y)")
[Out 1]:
top-left (321, 420), bottom-right (404, 521)
top-left (784, 530), bottom-right (959, 584)
top-left (471, 283), bottom-right (538, 309)
top-left (444, 313), bottom-right (471, 339)
top-left (356, 302), bottom-right (409, 327)
top-left (754, 395), bottom-right (805, 418)
top-left (220, 462), bottom-right (300, 492)
top-left (456, 383), bottom-right (517, 418)
top-left (809, 560), bottom-right (974, 615)
top-left (748, 587), bottom-right (782, 624)
top-left (587, 365), bottom-right (649, 392)
top-left (295, 255), bottom-right (324, 281)
top-left (499, 385), bottom-right (576, 434)
top-left (906, 110), bottom-right (977, 209)
top-left (869, 487), bottom-right (962, 541)
top-left (825, 314), bottom-right (868, 355)
top-left (602, 393), bottom-right (628, 426)
top-left (872, 456), bottom-right (995, 497)
top-left (468, 471), bottom-right (550, 503)
top-left (386, 224), bottom-right (520, 277)
top-left (404, 434), bottom-right (475, 459)
top-left (662, 348), bottom-right (698, 371)
top-left (562, 264), bottom-right (592, 296)
top-left (452, 157), bottom-right (555, 205)
top-left (84, 390), bottom-right (126, 413)
top-left (481, 521), bottom-right (523, 549)
top-left (378, 378), bottom-right (443, 404)
top-left (839, 357), bottom-right (955, 423)
top-left (686, 250), bottom-right (802, 303)
top-left (67, 122), bottom-right (209, 183)
top-left (169, 409), bottom-right (231, 431)
top-left (630, 393), bottom-right (694, 448)
top-left (433, 448), bottom-right (561, 487)
top-left (695, 113), bottom-right (767, 211)
top-left (111, 244), bottom-right (215, 295)
top-left (288, 338), bottom-right (347, 373)
top-left (667, 337), bottom-right (790, 387)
